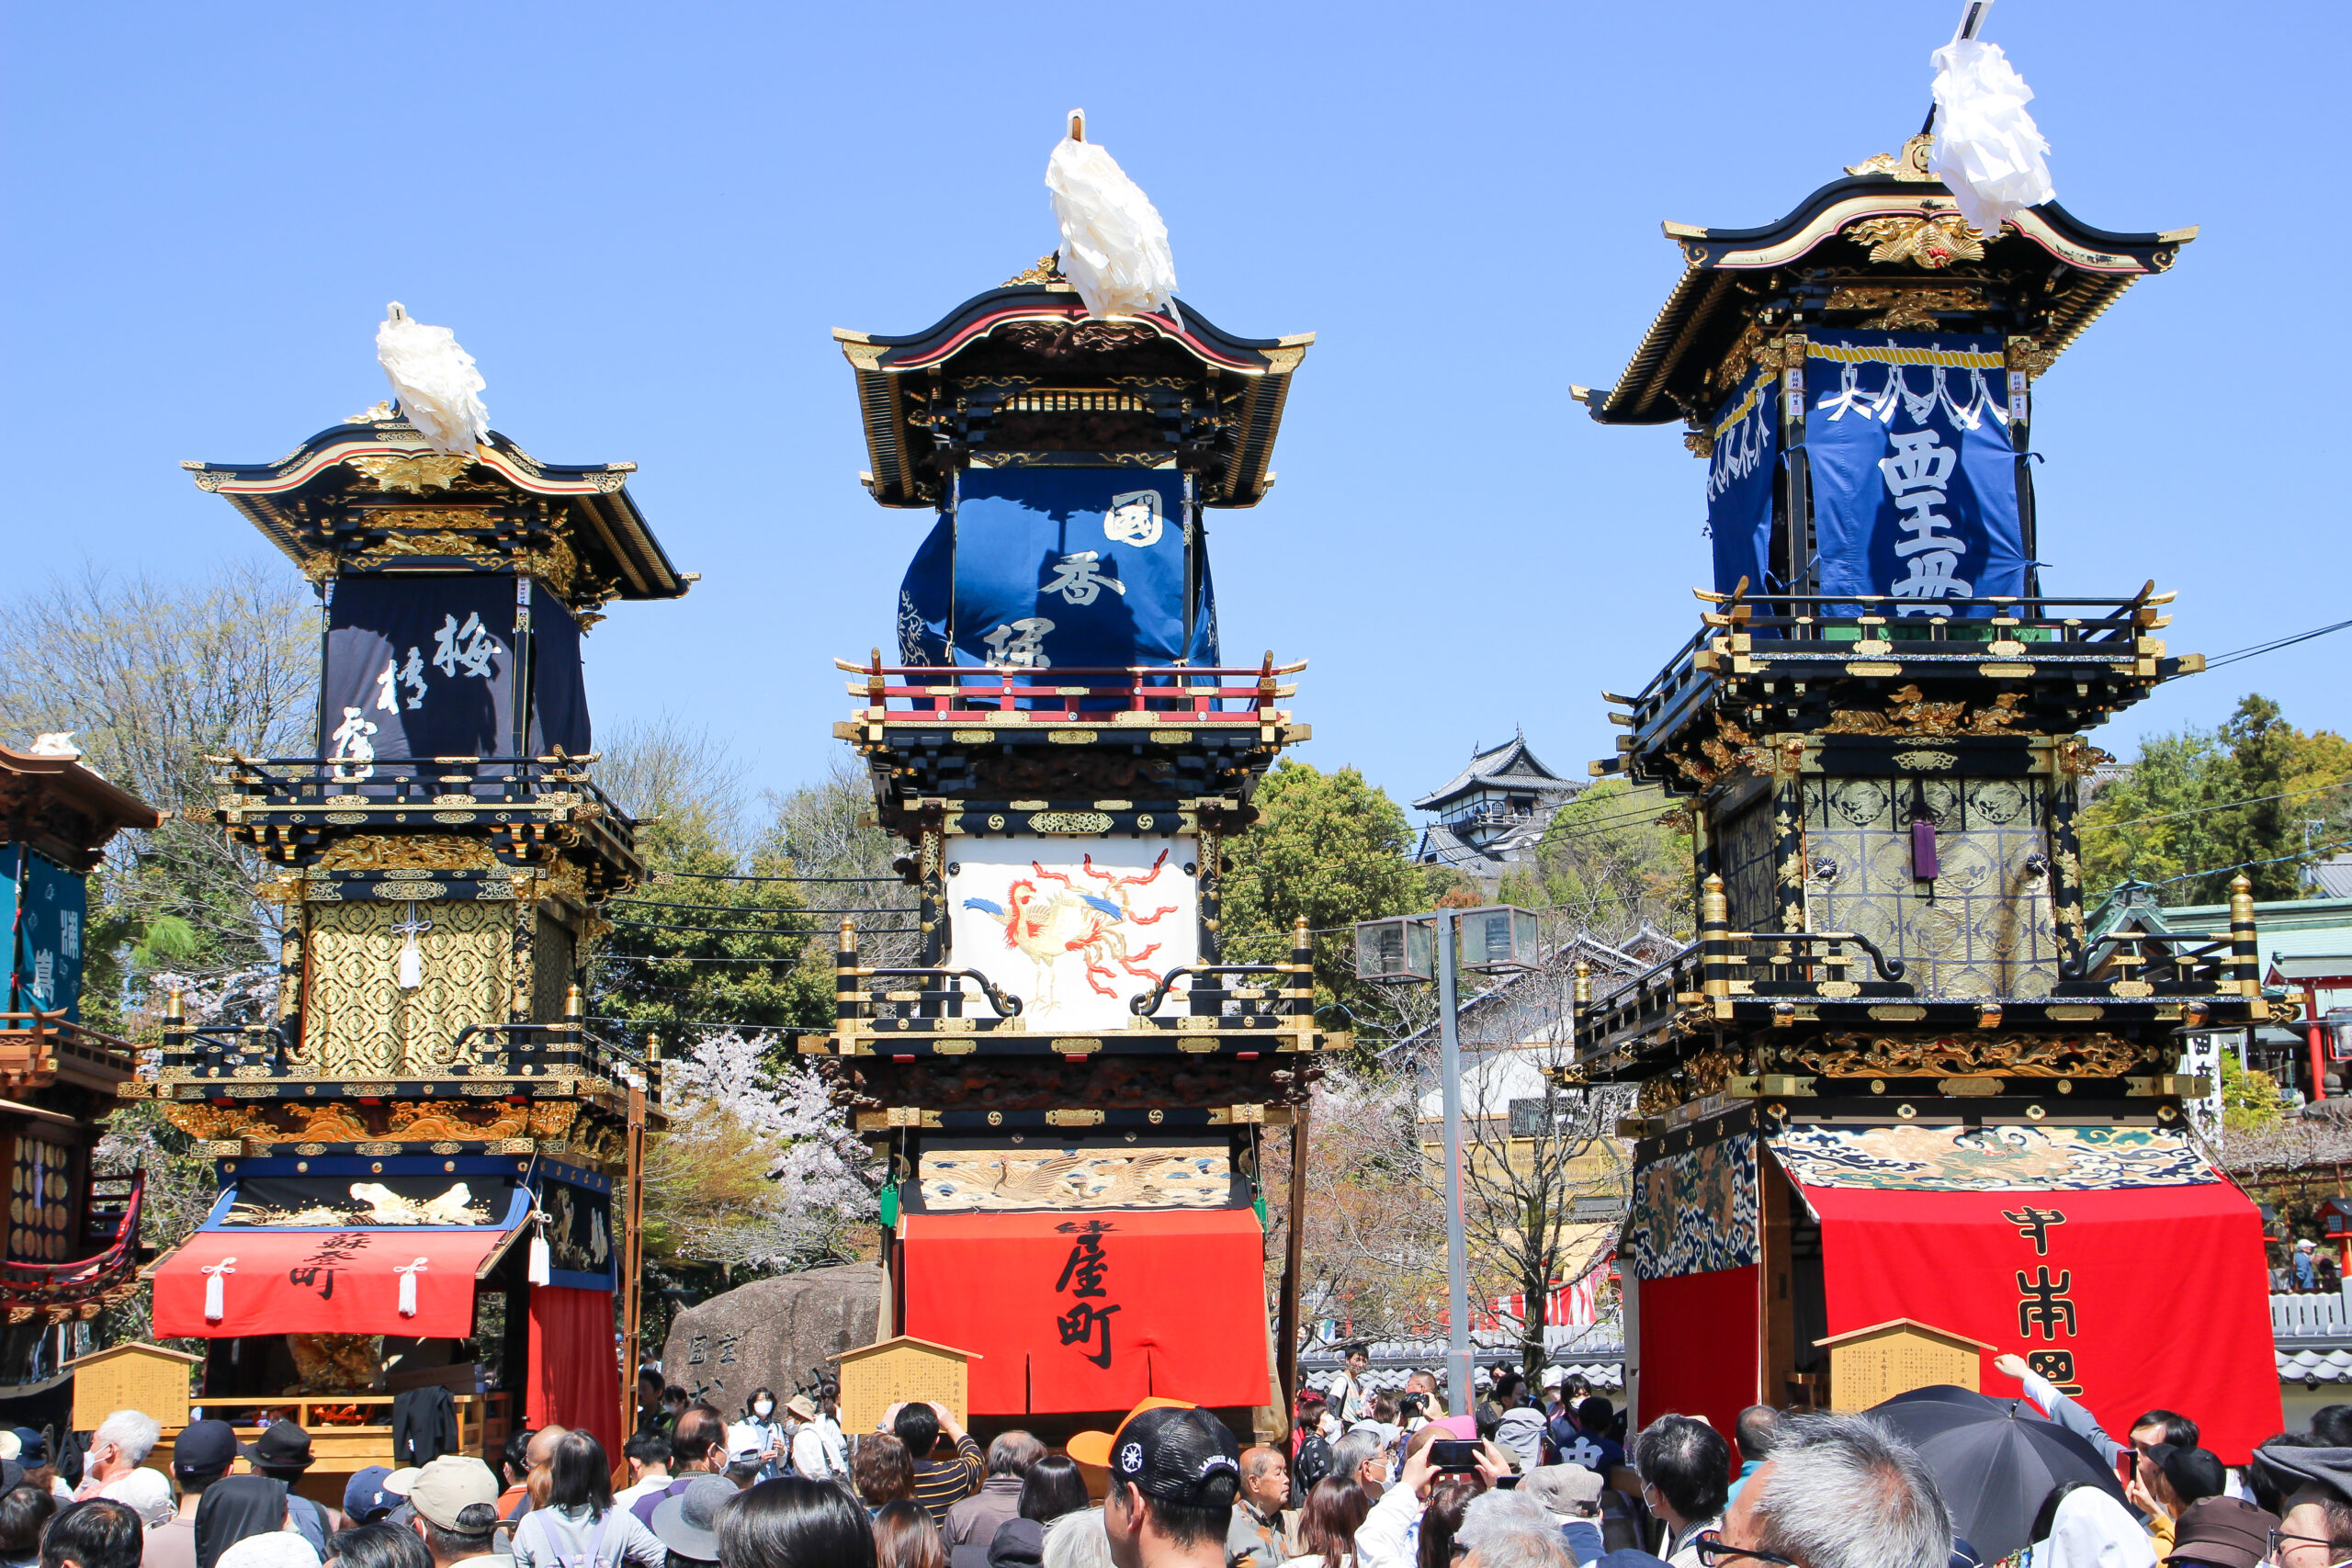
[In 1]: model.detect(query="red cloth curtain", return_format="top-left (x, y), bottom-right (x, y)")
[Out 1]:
top-left (1633, 1265), bottom-right (1758, 1453)
top-left (152, 1227), bottom-right (509, 1338)
top-left (1798, 1181), bottom-right (2281, 1462)
top-left (901, 1209), bottom-right (1269, 1416)
top-left (528, 1284), bottom-right (621, 1461)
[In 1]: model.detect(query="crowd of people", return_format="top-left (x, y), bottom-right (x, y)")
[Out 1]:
top-left (13, 1351), bottom-right (2352, 1568)
top-left (1277, 1345), bottom-right (2352, 1568)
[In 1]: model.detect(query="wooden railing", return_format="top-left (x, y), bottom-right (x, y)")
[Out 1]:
top-left (837, 651), bottom-right (1304, 725)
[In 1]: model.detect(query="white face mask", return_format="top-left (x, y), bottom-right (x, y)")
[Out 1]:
top-left (753, 1402), bottom-right (774, 1417)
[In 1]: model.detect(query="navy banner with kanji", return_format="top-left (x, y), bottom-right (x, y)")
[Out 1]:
top-left (1705, 367), bottom-right (1780, 597)
top-left (323, 575), bottom-right (519, 761)
top-left (1803, 333), bottom-right (2026, 615)
top-left (897, 468), bottom-right (1215, 671)
top-left (12, 851), bottom-right (84, 1023)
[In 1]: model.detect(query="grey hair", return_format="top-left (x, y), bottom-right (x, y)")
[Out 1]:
top-left (988, 1430), bottom-right (1046, 1478)
top-left (1454, 1489), bottom-right (1558, 1550)
top-left (1043, 1508), bottom-right (1114, 1568)
top-left (1329, 1430), bottom-right (1386, 1484)
top-left (92, 1410), bottom-right (162, 1466)
top-left (1748, 1413), bottom-right (1951, 1568)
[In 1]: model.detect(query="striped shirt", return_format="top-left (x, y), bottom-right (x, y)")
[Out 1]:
top-left (911, 1435), bottom-right (985, 1525)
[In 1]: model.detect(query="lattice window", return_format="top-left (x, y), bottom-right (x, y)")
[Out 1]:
top-left (303, 900), bottom-right (512, 1075)
top-left (1716, 794), bottom-right (1781, 936)
top-left (1803, 775), bottom-right (2057, 998)
top-left (533, 912), bottom-right (577, 1025)
top-left (8, 1138), bottom-right (74, 1263)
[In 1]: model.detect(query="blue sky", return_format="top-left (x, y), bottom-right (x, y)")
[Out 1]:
top-left (6, 2), bottom-right (2344, 817)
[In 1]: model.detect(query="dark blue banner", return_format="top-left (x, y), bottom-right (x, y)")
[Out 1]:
top-left (897, 468), bottom-right (1216, 671)
top-left (15, 852), bottom-right (84, 1024)
top-left (1705, 367), bottom-right (1780, 596)
top-left (1804, 333), bottom-right (2025, 616)
top-left (323, 575), bottom-right (517, 763)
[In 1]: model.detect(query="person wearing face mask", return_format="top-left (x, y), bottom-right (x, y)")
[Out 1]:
top-left (742, 1391), bottom-right (789, 1482)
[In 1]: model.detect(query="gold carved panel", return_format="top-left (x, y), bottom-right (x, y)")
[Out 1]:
top-left (304, 901), bottom-right (511, 1075)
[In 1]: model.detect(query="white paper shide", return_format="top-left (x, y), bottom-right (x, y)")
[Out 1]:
top-left (375, 302), bottom-right (491, 456)
top-left (1928, 37), bottom-right (2055, 236)
top-left (1046, 122), bottom-right (1181, 324)
top-left (949, 836), bottom-right (1198, 1034)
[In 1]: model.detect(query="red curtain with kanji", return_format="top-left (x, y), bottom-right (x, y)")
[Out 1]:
top-left (1634, 1265), bottom-right (1758, 1458)
top-left (528, 1283), bottom-right (621, 1461)
top-left (153, 1227), bottom-right (511, 1339)
top-left (901, 1209), bottom-right (1269, 1416)
top-left (1797, 1181), bottom-right (2280, 1462)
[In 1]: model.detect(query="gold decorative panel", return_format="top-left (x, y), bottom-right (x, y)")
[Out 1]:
top-left (533, 911), bottom-right (575, 1024)
top-left (304, 901), bottom-right (511, 1075)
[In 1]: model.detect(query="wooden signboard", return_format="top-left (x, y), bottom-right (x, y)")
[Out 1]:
top-left (1815, 1318), bottom-right (1991, 1412)
top-left (834, 1336), bottom-right (978, 1435)
top-left (69, 1342), bottom-right (200, 1433)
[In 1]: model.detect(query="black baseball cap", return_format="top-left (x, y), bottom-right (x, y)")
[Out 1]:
top-left (1109, 1407), bottom-right (1240, 1510)
top-left (174, 1420), bottom-right (239, 1479)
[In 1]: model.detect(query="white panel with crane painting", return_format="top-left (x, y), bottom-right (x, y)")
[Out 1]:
top-left (947, 836), bottom-right (1200, 1033)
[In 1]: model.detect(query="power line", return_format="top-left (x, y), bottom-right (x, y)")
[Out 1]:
top-left (2141, 836), bottom-right (2352, 889)
top-left (2199, 617), bottom-right (2352, 671)
top-left (596, 943), bottom-right (918, 964)
top-left (589, 1015), bottom-right (833, 1033)
top-left (2091, 775), bottom-right (2352, 831)
top-left (657, 872), bottom-right (900, 884)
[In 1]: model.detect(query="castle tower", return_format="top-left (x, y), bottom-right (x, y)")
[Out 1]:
top-left (821, 255), bottom-right (1339, 1434)
top-left (129, 400), bottom-right (688, 1479)
top-left (1575, 134), bottom-right (2280, 1455)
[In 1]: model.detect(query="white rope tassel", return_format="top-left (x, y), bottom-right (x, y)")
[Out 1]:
top-left (201, 1257), bottom-right (236, 1324)
top-left (393, 901), bottom-right (431, 991)
top-left (395, 1257), bottom-right (429, 1317)
top-left (527, 1222), bottom-right (551, 1287)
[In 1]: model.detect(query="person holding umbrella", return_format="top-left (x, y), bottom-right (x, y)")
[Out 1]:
top-left (1861, 1384), bottom-right (2129, 1565)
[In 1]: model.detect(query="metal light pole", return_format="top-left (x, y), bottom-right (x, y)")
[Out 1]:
top-left (1433, 908), bottom-right (1473, 1412)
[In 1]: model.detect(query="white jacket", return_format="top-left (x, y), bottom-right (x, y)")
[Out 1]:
top-left (1353, 1483), bottom-right (1425, 1568)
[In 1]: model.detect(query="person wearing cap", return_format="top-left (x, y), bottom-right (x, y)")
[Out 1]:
top-left (509, 1432), bottom-right (662, 1568)
top-left (341, 1470), bottom-right (400, 1529)
top-left (1521, 1467), bottom-right (1604, 1566)
top-left (2254, 1441), bottom-right (2352, 1568)
top-left (2166, 1495), bottom-right (2279, 1568)
top-left (1101, 1407), bottom-right (1244, 1568)
top-left (718, 1426), bottom-right (768, 1493)
top-left (243, 1424), bottom-right (340, 1552)
top-left (887, 1403), bottom-right (982, 1527)
top-left (149, 1420), bottom-right (240, 1568)
top-left (378, 1470), bottom-right (421, 1533)
top-left (2299, 1238), bottom-right (2324, 1292)
top-left (646, 1477), bottom-right (731, 1566)
top-left (787, 1392), bottom-right (847, 1487)
top-left (403, 1456), bottom-right (506, 1568)
top-left (16, 1427), bottom-right (71, 1503)
top-left (2128, 1444), bottom-right (2226, 1555)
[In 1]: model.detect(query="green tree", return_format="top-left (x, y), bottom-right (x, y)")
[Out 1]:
top-left (2081, 694), bottom-right (2352, 902)
top-left (591, 719), bottom-right (831, 1053)
top-left (1218, 760), bottom-right (1419, 1018)
top-left (1498, 780), bottom-right (1694, 943)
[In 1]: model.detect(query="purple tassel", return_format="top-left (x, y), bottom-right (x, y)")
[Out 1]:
top-left (1911, 818), bottom-right (1940, 880)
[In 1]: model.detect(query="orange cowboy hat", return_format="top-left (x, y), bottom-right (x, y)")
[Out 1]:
top-left (1065, 1396), bottom-right (1198, 1469)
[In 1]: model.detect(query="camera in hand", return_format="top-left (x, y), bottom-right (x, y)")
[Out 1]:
top-left (1430, 1439), bottom-right (1478, 1472)
top-left (1396, 1393), bottom-right (1427, 1419)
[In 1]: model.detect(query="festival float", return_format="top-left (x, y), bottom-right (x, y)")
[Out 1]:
top-left (127, 314), bottom-right (685, 1492)
top-left (1571, 30), bottom-right (2282, 1460)
top-left (813, 112), bottom-right (1340, 1440)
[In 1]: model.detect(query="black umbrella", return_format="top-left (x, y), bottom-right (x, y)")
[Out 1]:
top-left (1866, 1384), bottom-right (2130, 1565)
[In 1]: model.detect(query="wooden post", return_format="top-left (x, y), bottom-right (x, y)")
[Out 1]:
top-left (619, 1032), bottom-right (652, 1449)
top-left (1277, 1099), bottom-right (1309, 1416)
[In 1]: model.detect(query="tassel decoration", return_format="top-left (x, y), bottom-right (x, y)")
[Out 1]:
top-left (201, 1257), bottom-right (236, 1324)
top-left (395, 1257), bottom-right (428, 1318)
top-left (1928, 34), bottom-right (2056, 235)
top-left (527, 1229), bottom-right (551, 1287)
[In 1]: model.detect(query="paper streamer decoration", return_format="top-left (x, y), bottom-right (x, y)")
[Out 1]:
top-left (1045, 113), bottom-right (1180, 324)
top-left (395, 1257), bottom-right (428, 1318)
top-left (201, 1257), bottom-right (236, 1324)
top-left (1928, 36), bottom-right (2056, 234)
top-left (375, 303), bottom-right (491, 456)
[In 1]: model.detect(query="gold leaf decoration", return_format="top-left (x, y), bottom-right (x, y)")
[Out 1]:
top-left (1847, 214), bottom-right (1986, 270)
